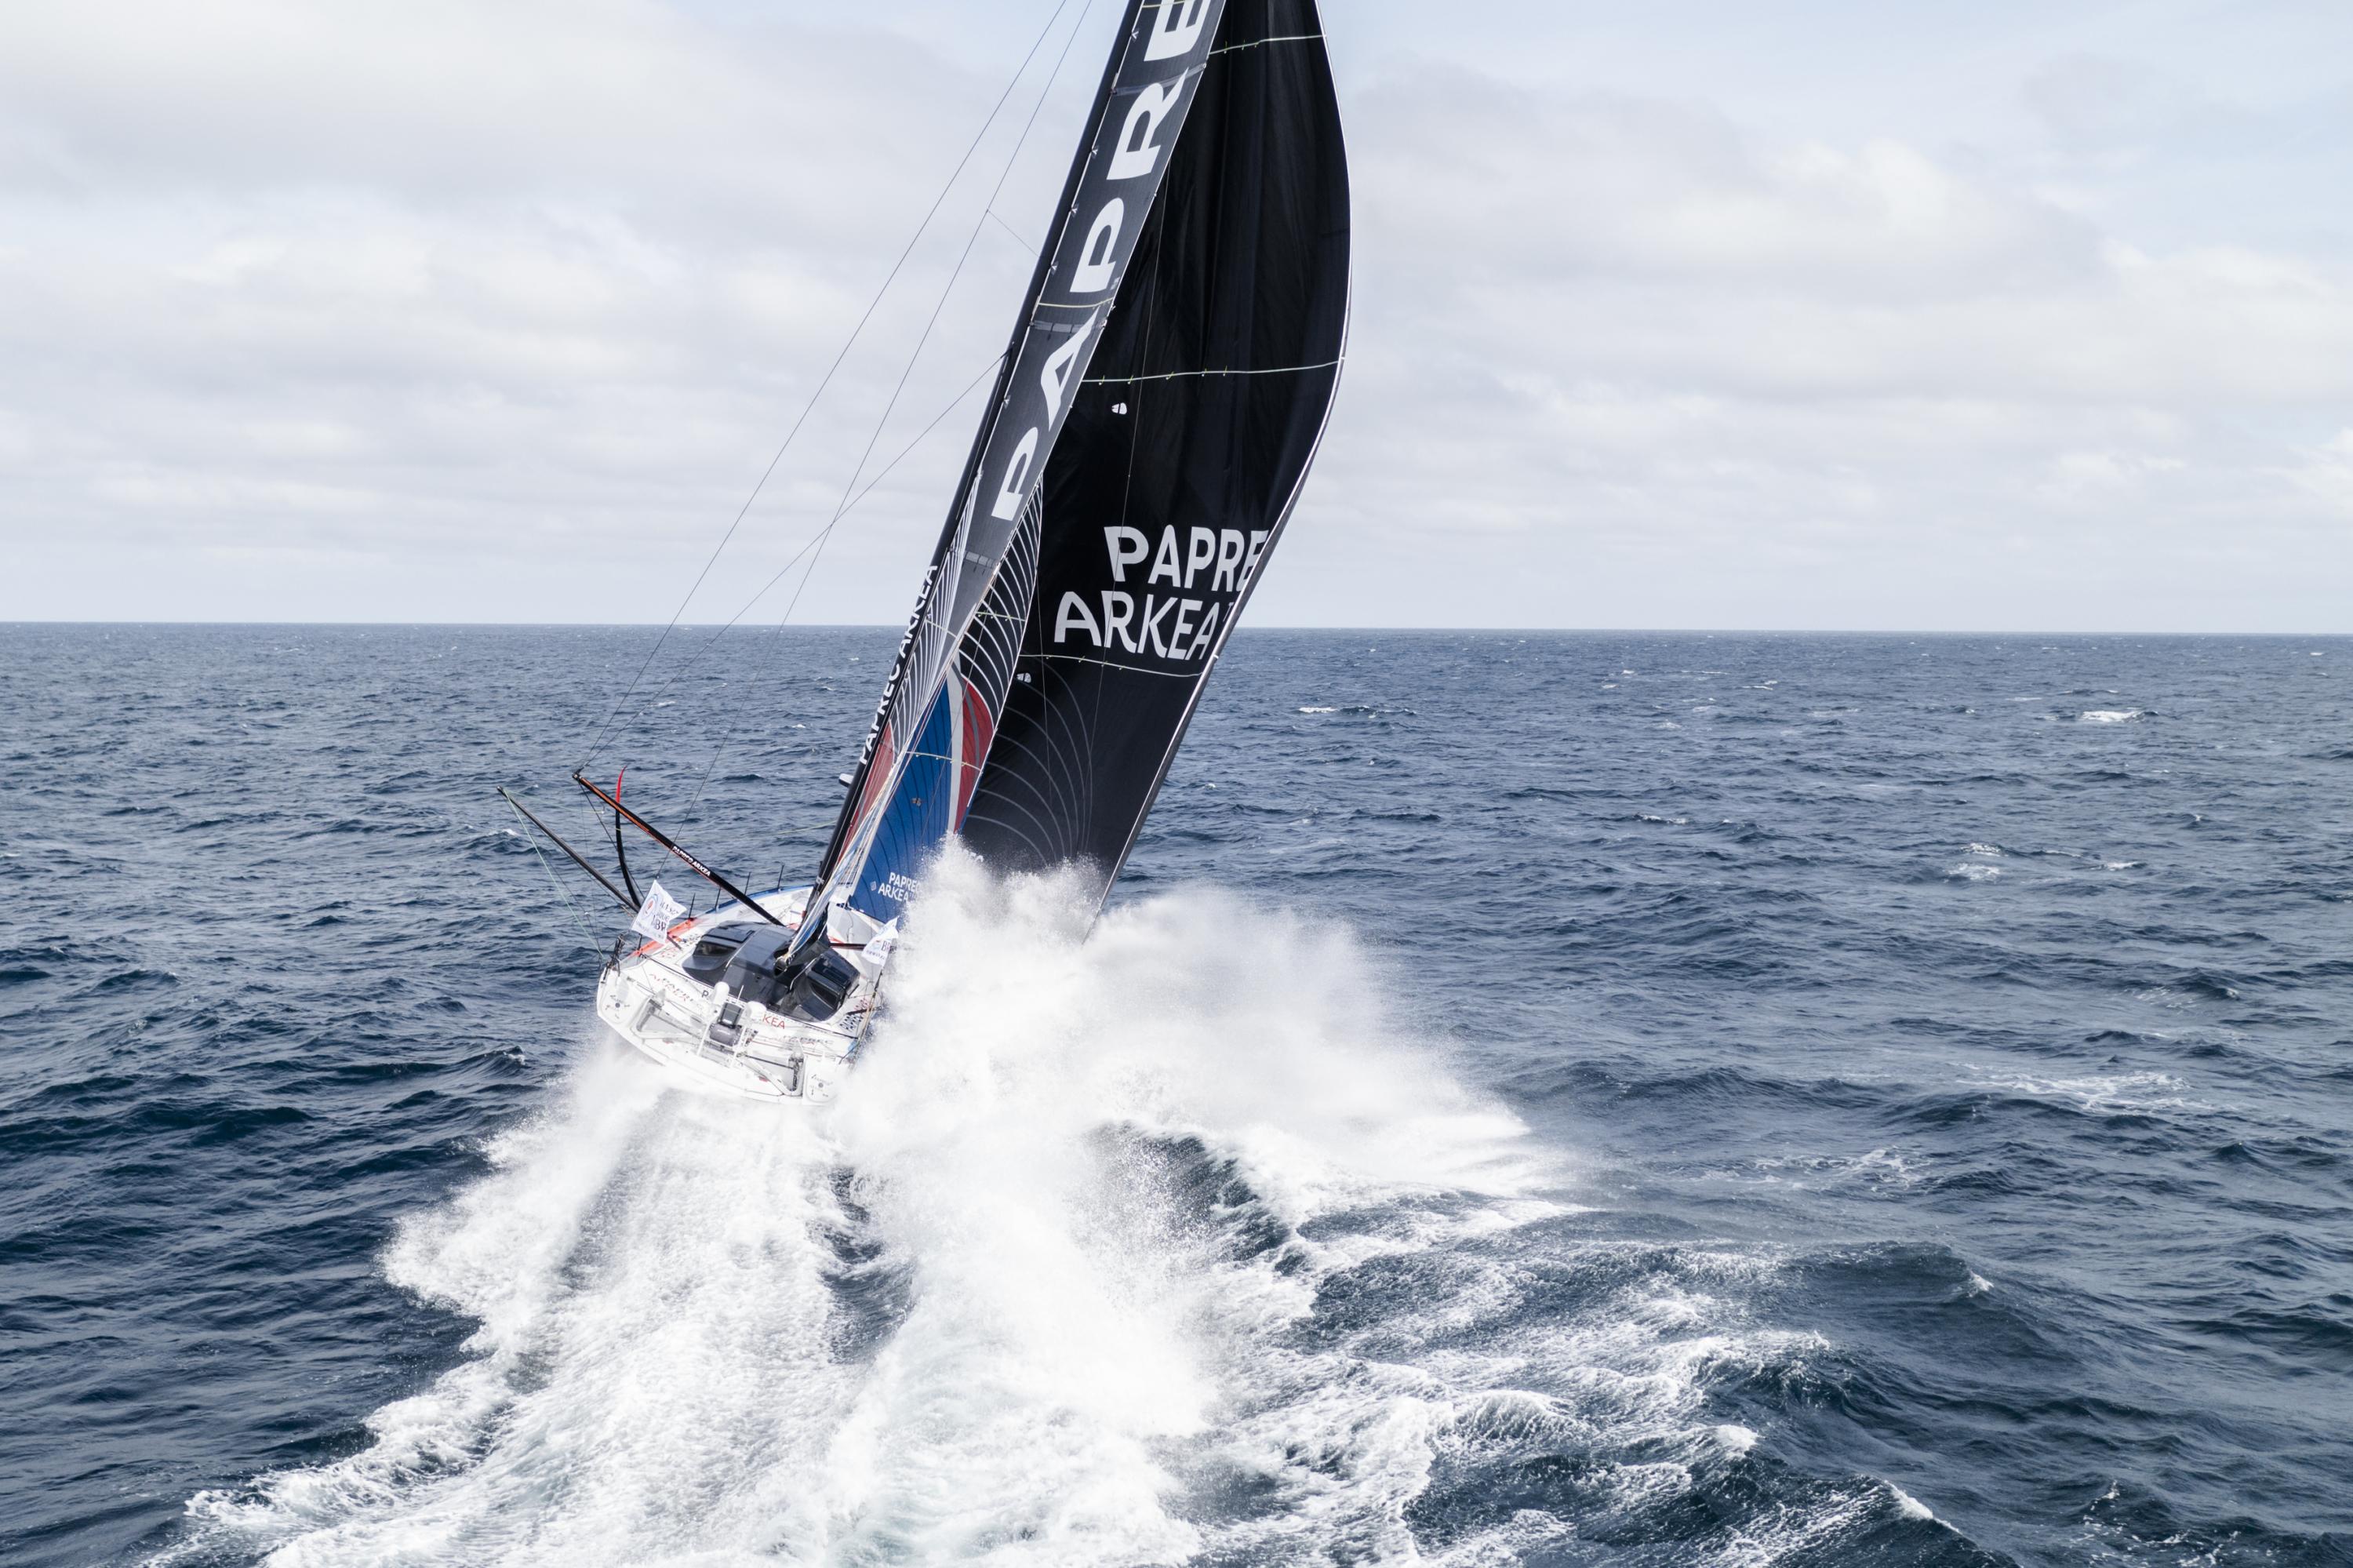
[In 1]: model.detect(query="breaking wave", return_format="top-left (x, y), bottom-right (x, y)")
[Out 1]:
top-left (20, 628), bottom-right (2344, 1567)
top-left (157, 860), bottom-right (1620, 1566)
top-left (151, 856), bottom-right (1949, 1566)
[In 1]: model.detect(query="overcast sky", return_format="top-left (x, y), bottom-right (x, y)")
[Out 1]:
top-left (3, 0), bottom-right (2348, 630)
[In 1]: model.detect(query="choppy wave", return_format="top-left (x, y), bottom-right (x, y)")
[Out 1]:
top-left (146, 862), bottom-right (1995, 1568)
top-left (9, 626), bottom-right (2350, 1568)
top-left (157, 868), bottom-right (1577, 1565)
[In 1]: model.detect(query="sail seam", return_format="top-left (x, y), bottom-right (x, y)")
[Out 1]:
top-left (1083, 355), bottom-right (1344, 385)
top-left (1210, 33), bottom-right (1322, 56)
top-left (1031, 652), bottom-right (1209, 679)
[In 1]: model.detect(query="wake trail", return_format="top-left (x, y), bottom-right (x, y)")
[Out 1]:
top-left (162, 856), bottom-right (1560, 1566)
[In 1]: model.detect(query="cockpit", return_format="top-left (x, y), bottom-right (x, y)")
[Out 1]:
top-left (678, 920), bottom-right (860, 1022)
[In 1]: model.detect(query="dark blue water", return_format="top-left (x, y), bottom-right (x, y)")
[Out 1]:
top-left (2, 625), bottom-right (2347, 1567)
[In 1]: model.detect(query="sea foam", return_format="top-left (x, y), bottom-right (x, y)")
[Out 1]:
top-left (168, 857), bottom-right (1553, 1567)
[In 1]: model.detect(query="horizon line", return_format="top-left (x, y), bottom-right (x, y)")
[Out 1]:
top-left (2, 621), bottom-right (2345, 638)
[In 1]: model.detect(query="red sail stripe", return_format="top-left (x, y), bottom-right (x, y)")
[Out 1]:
top-left (849, 721), bottom-right (896, 844)
top-left (954, 676), bottom-right (995, 828)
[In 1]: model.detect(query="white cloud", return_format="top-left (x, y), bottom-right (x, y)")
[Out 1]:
top-left (2278, 429), bottom-right (2353, 515)
top-left (2024, 53), bottom-right (2220, 151)
top-left (0, 0), bottom-right (2345, 630)
top-left (1275, 64), bottom-right (2353, 630)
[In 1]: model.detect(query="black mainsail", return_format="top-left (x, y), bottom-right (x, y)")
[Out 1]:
top-left (964, 0), bottom-right (1350, 903)
top-left (815, 0), bottom-right (1348, 926)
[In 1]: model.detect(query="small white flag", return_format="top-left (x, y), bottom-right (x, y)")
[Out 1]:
top-left (631, 880), bottom-right (688, 941)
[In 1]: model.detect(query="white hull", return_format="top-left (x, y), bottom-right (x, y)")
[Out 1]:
top-left (595, 887), bottom-right (885, 1105)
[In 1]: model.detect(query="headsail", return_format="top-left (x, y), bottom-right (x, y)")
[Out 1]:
top-left (817, 0), bottom-right (1348, 926)
top-left (962, 0), bottom-right (1351, 905)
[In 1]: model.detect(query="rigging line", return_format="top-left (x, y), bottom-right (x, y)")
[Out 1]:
top-left (705, 497), bottom-right (835, 808)
top-left (825, 0), bottom-right (1099, 534)
top-left (773, 0), bottom-right (1100, 890)
top-left (502, 786), bottom-right (635, 911)
top-left (827, 0), bottom-right (1099, 784)
top-left (575, 0), bottom-right (1085, 775)
top-left (502, 794), bottom-right (613, 961)
top-left (608, 348), bottom-right (1011, 747)
top-left (702, 441), bottom-right (861, 817)
top-left (674, 338), bottom-right (1005, 820)
top-left (986, 209), bottom-right (1039, 253)
top-left (560, 774), bottom-right (628, 880)
top-left (631, 0), bottom-right (1096, 762)
top-left (682, 542), bottom-right (830, 822)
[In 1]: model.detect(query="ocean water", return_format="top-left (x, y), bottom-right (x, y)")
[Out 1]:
top-left (2, 624), bottom-right (2348, 1568)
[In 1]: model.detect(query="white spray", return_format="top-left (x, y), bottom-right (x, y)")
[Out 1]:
top-left (168, 857), bottom-right (1577, 1567)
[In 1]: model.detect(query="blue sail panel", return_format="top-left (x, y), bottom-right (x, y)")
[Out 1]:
top-left (849, 682), bottom-right (956, 922)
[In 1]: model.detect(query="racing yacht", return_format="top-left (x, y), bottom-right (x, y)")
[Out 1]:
top-left (506, 0), bottom-right (1350, 1101)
